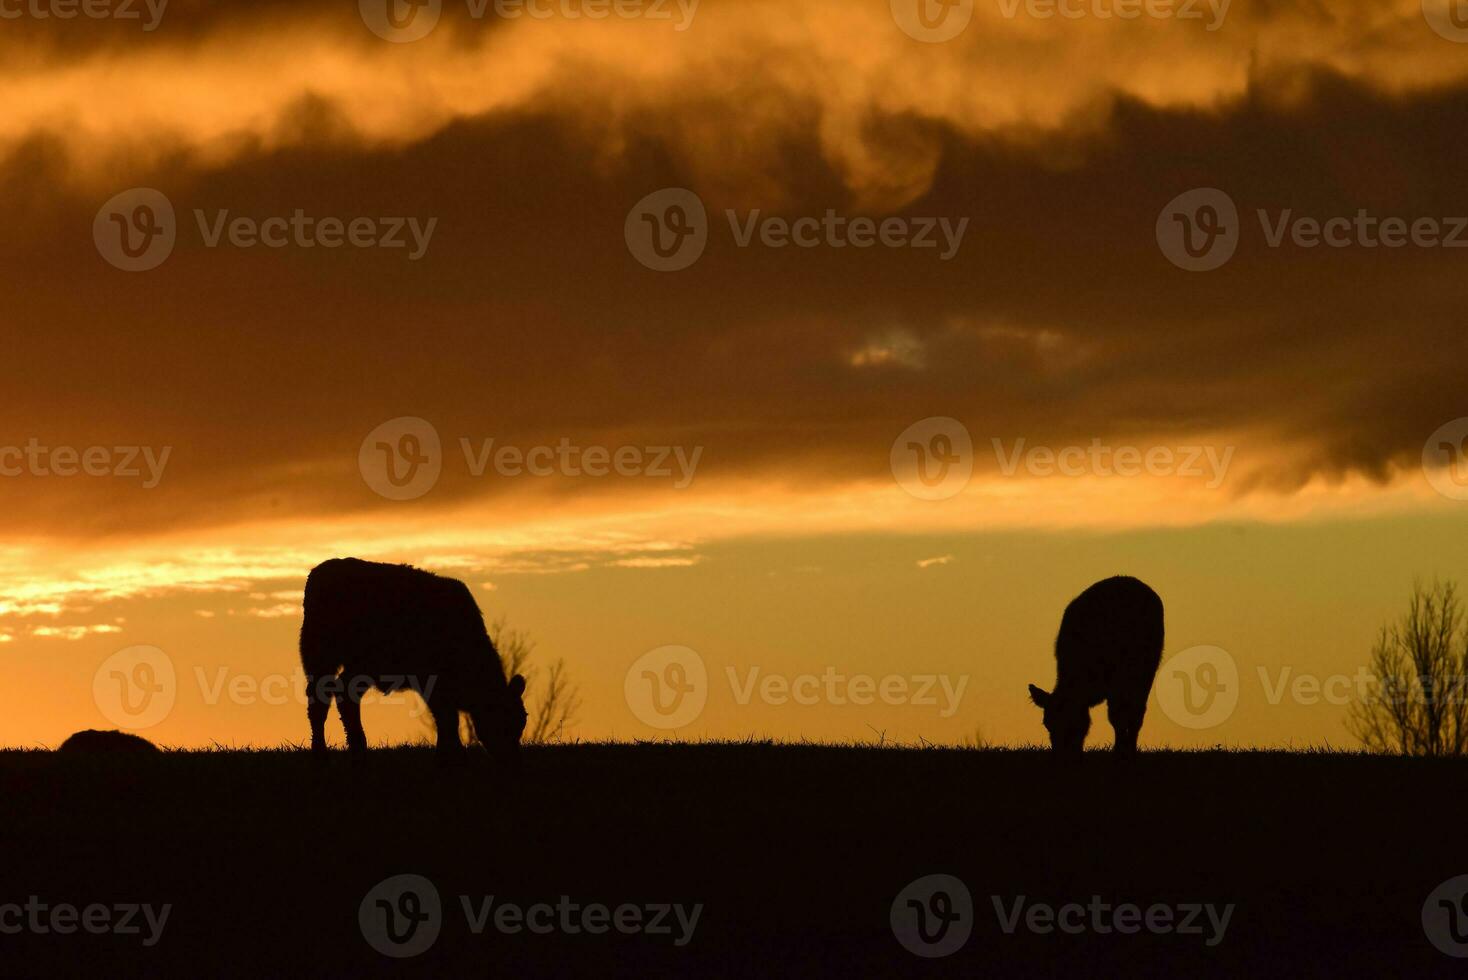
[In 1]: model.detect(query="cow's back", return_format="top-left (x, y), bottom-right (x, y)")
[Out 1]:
top-left (1054, 576), bottom-right (1164, 702)
top-left (300, 558), bottom-right (482, 682)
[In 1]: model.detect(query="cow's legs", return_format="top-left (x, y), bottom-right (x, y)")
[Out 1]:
top-left (1108, 698), bottom-right (1145, 756)
top-left (431, 704), bottom-right (466, 763)
top-left (304, 673), bottom-right (332, 754)
top-left (336, 678), bottom-right (369, 754)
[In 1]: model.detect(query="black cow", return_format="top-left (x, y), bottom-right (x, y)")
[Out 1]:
top-left (300, 558), bottom-right (526, 763)
top-left (1027, 576), bottom-right (1164, 756)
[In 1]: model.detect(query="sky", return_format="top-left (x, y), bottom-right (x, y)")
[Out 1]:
top-left (3, 0), bottom-right (1468, 749)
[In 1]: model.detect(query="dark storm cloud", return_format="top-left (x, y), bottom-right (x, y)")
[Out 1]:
top-left (2, 1), bottom-right (1467, 536)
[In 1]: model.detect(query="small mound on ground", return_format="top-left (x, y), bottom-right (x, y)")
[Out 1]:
top-left (57, 729), bottom-right (161, 753)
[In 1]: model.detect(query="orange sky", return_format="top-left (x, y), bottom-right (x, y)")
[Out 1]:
top-left (4, 0), bottom-right (1468, 748)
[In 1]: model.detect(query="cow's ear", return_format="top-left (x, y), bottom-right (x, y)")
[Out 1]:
top-left (1027, 684), bottom-right (1050, 708)
top-left (508, 674), bottom-right (526, 697)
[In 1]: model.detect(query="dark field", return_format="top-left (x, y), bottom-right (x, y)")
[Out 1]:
top-left (2, 743), bottom-right (1466, 977)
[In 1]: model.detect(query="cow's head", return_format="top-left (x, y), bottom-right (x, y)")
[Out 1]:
top-left (1027, 684), bottom-right (1089, 756)
top-left (470, 674), bottom-right (528, 766)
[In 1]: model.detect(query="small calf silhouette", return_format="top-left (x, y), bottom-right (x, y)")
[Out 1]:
top-left (300, 557), bottom-right (527, 764)
top-left (57, 729), bottom-right (160, 753)
top-left (1028, 575), bottom-right (1164, 756)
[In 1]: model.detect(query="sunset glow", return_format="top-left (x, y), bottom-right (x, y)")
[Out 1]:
top-left (6, 0), bottom-right (1468, 753)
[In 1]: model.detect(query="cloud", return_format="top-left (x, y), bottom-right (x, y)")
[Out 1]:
top-left (0, 1), bottom-right (1465, 547)
top-left (29, 624), bottom-right (123, 640)
top-left (608, 555), bottom-right (702, 568)
top-left (5, 1), bottom-right (1465, 195)
top-left (849, 329), bottom-right (927, 370)
top-left (243, 603), bottom-right (299, 618)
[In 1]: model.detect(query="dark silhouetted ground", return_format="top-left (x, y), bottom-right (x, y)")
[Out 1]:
top-left (0, 743), bottom-right (1464, 977)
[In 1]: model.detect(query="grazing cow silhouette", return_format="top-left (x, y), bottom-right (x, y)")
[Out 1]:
top-left (58, 729), bottom-right (160, 753)
top-left (300, 557), bottom-right (527, 763)
top-left (1027, 576), bottom-right (1164, 756)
